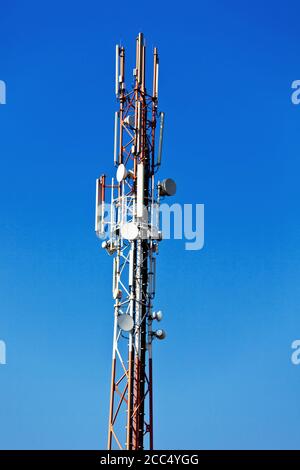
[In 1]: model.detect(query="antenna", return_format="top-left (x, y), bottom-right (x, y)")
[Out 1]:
top-left (115, 45), bottom-right (120, 96)
top-left (95, 175), bottom-right (105, 236)
top-left (157, 111), bottom-right (165, 166)
top-left (95, 33), bottom-right (176, 450)
top-left (113, 111), bottom-right (119, 166)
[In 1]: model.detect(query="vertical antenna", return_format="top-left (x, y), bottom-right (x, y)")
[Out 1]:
top-left (157, 112), bottom-right (165, 166)
top-left (115, 45), bottom-right (120, 96)
top-left (119, 46), bottom-right (125, 87)
top-left (153, 47), bottom-right (159, 99)
top-left (113, 111), bottom-right (119, 166)
top-left (95, 175), bottom-right (105, 236)
top-left (137, 33), bottom-right (143, 85)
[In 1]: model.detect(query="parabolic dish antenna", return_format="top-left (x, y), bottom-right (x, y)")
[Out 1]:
top-left (160, 178), bottom-right (176, 196)
top-left (117, 314), bottom-right (134, 332)
top-left (116, 163), bottom-right (128, 182)
top-left (121, 222), bottom-right (139, 240)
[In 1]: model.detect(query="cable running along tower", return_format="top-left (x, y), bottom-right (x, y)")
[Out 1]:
top-left (95, 33), bottom-right (176, 450)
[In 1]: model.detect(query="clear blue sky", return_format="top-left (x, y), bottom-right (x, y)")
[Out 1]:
top-left (1, 0), bottom-right (300, 450)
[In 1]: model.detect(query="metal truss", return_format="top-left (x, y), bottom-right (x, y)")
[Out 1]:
top-left (95, 33), bottom-right (172, 450)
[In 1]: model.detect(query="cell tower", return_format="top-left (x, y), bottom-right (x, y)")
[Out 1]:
top-left (95, 33), bottom-right (176, 450)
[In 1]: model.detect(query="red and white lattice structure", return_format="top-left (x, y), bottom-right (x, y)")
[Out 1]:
top-left (95, 33), bottom-right (176, 450)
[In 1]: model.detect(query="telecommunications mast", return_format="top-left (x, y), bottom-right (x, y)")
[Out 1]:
top-left (95, 33), bottom-right (176, 450)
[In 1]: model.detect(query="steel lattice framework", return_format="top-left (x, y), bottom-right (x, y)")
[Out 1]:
top-left (95, 33), bottom-right (175, 450)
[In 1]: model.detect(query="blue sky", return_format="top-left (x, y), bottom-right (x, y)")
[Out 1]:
top-left (1, 0), bottom-right (300, 449)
